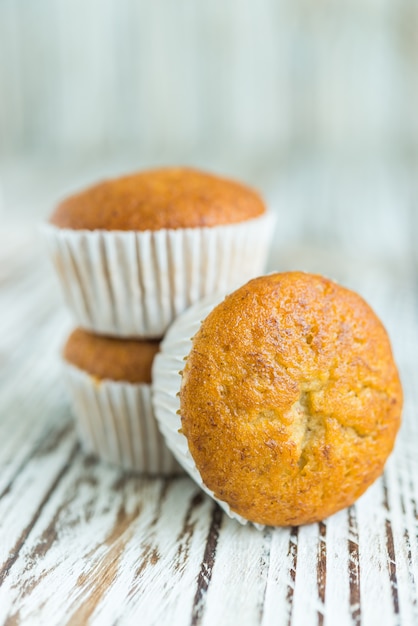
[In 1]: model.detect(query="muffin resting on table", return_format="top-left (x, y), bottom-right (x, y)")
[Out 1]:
top-left (153, 272), bottom-right (403, 527)
top-left (45, 167), bottom-right (274, 338)
top-left (63, 328), bottom-right (181, 475)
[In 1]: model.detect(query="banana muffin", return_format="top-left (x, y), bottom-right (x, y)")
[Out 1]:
top-left (45, 167), bottom-right (274, 338)
top-left (64, 328), bottom-right (180, 475)
top-left (153, 272), bottom-right (403, 526)
top-left (49, 167), bottom-right (266, 231)
top-left (64, 328), bottom-right (159, 384)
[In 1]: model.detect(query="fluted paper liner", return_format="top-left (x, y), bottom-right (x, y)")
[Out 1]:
top-left (152, 295), bottom-right (264, 529)
top-left (43, 212), bottom-right (275, 337)
top-left (64, 363), bottom-right (181, 475)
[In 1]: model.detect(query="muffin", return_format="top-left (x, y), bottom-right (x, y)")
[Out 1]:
top-left (45, 167), bottom-right (274, 338)
top-left (63, 328), bottom-right (181, 475)
top-left (152, 272), bottom-right (403, 527)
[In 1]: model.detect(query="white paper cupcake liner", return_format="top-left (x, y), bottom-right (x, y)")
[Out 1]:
top-left (152, 295), bottom-right (264, 529)
top-left (43, 212), bottom-right (275, 338)
top-left (64, 363), bottom-right (182, 475)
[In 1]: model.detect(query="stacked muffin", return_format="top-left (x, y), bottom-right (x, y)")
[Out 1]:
top-left (45, 167), bottom-right (274, 475)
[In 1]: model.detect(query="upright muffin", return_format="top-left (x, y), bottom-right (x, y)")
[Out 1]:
top-left (153, 272), bottom-right (403, 526)
top-left (45, 167), bottom-right (274, 338)
top-left (63, 328), bottom-right (180, 475)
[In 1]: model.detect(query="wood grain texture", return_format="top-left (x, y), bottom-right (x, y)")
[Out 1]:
top-left (1, 1), bottom-right (418, 164)
top-left (1, 208), bottom-right (418, 626)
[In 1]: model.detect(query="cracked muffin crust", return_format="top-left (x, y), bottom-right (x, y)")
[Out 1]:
top-left (179, 272), bottom-right (403, 526)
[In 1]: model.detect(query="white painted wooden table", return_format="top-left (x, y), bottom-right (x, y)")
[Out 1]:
top-left (0, 204), bottom-right (417, 625)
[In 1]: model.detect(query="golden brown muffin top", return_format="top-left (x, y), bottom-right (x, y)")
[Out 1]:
top-left (49, 167), bottom-right (266, 231)
top-left (180, 272), bottom-right (403, 526)
top-left (64, 329), bottom-right (160, 384)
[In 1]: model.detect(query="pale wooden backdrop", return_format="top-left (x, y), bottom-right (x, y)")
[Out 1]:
top-left (1, 4), bottom-right (418, 623)
top-left (0, 202), bottom-right (417, 626)
top-left (0, 0), bottom-right (418, 228)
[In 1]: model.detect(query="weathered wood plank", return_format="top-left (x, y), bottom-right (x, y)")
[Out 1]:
top-left (384, 458), bottom-right (418, 626)
top-left (0, 315), bottom-right (71, 495)
top-left (197, 519), bottom-right (272, 626)
top-left (1, 220), bottom-right (418, 626)
top-left (191, 504), bottom-right (223, 626)
top-left (0, 464), bottom-right (213, 625)
top-left (0, 422), bottom-right (77, 585)
top-left (289, 521), bottom-right (325, 626)
top-left (261, 526), bottom-right (298, 626)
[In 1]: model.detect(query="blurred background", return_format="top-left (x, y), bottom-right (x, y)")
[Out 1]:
top-left (0, 0), bottom-right (417, 261)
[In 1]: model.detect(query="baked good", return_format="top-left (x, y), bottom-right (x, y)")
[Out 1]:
top-left (152, 272), bottom-right (403, 526)
top-left (64, 328), bottom-right (159, 383)
top-left (49, 167), bottom-right (265, 231)
top-left (63, 329), bottom-right (181, 475)
top-left (45, 167), bottom-right (274, 337)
